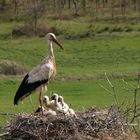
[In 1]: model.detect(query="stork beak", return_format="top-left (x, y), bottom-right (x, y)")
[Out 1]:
top-left (52, 37), bottom-right (64, 50)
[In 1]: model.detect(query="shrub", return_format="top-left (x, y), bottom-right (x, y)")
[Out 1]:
top-left (0, 60), bottom-right (27, 75)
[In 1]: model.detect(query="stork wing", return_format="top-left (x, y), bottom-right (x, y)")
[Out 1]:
top-left (14, 62), bottom-right (54, 105)
top-left (27, 62), bottom-right (54, 83)
top-left (14, 74), bottom-right (48, 105)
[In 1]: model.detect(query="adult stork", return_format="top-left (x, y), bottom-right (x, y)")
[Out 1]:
top-left (14, 33), bottom-right (63, 113)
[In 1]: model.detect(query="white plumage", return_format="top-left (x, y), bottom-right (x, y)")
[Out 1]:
top-left (14, 33), bottom-right (63, 115)
top-left (43, 95), bottom-right (62, 112)
top-left (44, 108), bottom-right (56, 116)
top-left (59, 96), bottom-right (69, 114)
top-left (27, 60), bottom-right (55, 84)
top-left (68, 108), bottom-right (77, 117)
top-left (50, 93), bottom-right (77, 117)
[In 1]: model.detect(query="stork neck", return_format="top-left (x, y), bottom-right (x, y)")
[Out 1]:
top-left (55, 96), bottom-right (58, 105)
top-left (47, 40), bottom-right (54, 58)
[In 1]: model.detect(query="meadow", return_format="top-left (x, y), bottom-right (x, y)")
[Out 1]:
top-left (0, 17), bottom-right (140, 127)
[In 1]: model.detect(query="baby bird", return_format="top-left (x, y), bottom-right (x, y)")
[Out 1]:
top-left (44, 108), bottom-right (56, 116)
top-left (59, 95), bottom-right (77, 117)
top-left (68, 108), bottom-right (77, 117)
top-left (43, 95), bottom-right (62, 112)
top-left (58, 96), bottom-right (69, 114)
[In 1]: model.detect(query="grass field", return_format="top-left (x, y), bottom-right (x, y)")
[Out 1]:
top-left (0, 77), bottom-right (139, 126)
top-left (1, 17), bottom-right (140, 127)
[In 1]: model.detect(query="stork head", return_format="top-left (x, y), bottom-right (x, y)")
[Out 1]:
top-left (43, 95), bottom-right (49, 104)
top-left (45, 33), bottom-right (64, 50)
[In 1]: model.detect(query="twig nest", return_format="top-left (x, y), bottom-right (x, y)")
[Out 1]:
top-left (2, 107), bottom-right (137, 140)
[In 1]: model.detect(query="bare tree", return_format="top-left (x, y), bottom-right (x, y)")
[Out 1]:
top-left (82, 0), bottom-right (86, 12)
top-left (68, 0), bottom-right (71, 9)
top-left (53, 0), bottom-right (56, 8)
top-left (72, 0), bottom-right (78, 16)
top-left (121, 0), bottom-right (126, 19)
top-left (95, 0), bottom-right (98, 13)
top-left (13, 0), bottom-right (18, 14)
top-left (0, 0), bottom-right (6, 10)
top-left (137, 0), bottom-right (140, 18)
top-left (102, 0), bottom-right (105, 8)
top-left (111, 0), bottom-right (114, 20)
top-left (132, 0), bottom-right (137, 11)
top-left (27, 0), bottom-right (46, 35)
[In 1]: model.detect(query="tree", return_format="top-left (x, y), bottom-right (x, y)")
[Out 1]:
top-left (72, 0), bottom-right (78, 16)
top-left (68, 0), bottom-right (71, 9)
top-left (82, 0), bottom-right (86, 12)
top-left (27, 0), bottom-right (46, 35)
top-left (13, 0), bottom-right (18, 14)
top-left (0, 0), bottom-right (6, 10)
top-left (111, 0), bottom-right (114, 20)
top-left (121, 0), bottom-right (126, 19)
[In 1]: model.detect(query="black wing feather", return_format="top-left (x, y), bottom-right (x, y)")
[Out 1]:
top-left (14, 74), bottom-right (48, 105)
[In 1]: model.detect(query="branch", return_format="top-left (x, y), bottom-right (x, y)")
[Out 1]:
top-left (105, 72), bottom-right (118, 105)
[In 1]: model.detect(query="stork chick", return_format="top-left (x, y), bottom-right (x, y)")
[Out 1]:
top-left (50, 93), bottom-right (59, 101)
top-left (43, 95), bottom-right (62, 112)
top-left (68, 108), bottom-right (77, 117)
top-left (58, 96), bottom-right (69, 114)
top-left (44, 108), bottom-right (56, 116)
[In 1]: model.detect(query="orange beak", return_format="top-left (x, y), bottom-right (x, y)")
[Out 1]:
top-left (52, 37), bottom-right (64, 50)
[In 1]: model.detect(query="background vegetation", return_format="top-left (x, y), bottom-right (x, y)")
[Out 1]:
top-left (0, 0), bottom-right (140, 129)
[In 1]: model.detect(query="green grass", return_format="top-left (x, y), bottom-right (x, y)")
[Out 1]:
top-left (0, 77), bottom-right (139, 126)
top-left (0, 35), bottom-right (140, 78)
top-left (1, 17), bottom-right (140, 127)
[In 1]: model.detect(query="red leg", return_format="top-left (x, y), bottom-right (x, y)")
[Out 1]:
top-left (39, 92), bottom-right (43, 115)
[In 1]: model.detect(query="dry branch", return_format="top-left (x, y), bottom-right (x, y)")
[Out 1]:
top-left (1, 107), bottom-right (136, 140)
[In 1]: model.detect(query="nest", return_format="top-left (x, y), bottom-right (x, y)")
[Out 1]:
top-left (1, 106), bottom-right (136, 140)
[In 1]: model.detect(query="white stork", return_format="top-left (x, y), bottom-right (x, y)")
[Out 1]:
top-left (14, 33), bottom-right (63, 113)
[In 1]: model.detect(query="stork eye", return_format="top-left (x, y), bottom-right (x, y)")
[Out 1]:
top-left (50, 35), bottom-right (54, 39)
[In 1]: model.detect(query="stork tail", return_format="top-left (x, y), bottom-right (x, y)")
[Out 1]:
top-left (14, 74), bottom-right (48, 105)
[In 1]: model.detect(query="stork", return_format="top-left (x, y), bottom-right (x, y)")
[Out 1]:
top-left (14, 33), bottom-right (63, 113)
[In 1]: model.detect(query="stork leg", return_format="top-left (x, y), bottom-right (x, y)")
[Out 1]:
top-left (39, 92), bottom-right (43, 115)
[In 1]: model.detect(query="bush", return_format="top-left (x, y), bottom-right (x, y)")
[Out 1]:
top-left (12, 23), bottom-right (63, 37)
top-left (0, 60), bottom-right (27, 75)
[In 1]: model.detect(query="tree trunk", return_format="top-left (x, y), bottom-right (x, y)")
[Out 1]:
top-left (82, 0), bottom-right (86, 12)
top-left (72, 0), bottom-right (78, 16)
top-left (68, 0), bottom-right (71, 9)
top-left (0, 0), bottom-right (6, 10)
top-left (53, 0), bottom-right (56, 8)
top-left (133, 0), bottom-right (137, 11)
top-left (121, 0), bottom-right (126, 18)
top-left (102, 0), bottom-right (105, 8)
top-left (13, 0), bottom-right (18, 14)
top-left (95, 0), bottom-right (98, 13)
top-left (111, 0), bottom-right (114, 20)
top-left (138, 0), bottom-right (140, 18)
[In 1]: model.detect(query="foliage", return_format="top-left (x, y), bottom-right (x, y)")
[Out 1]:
top-left (0, 60), bottom-right (27, 75)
